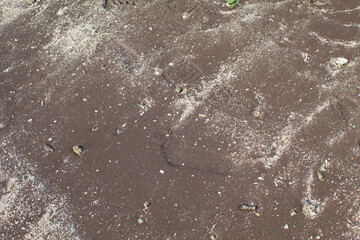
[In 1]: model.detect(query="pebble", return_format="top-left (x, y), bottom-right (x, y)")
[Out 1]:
top-left (284, 224), bottom-right (289, 229)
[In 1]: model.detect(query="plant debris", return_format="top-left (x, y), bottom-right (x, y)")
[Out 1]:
top-left (224, 0), bottom-right (240, 8)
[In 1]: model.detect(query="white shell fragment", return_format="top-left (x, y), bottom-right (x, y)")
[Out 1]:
top-left (330, 57), bottom-right (349, 69)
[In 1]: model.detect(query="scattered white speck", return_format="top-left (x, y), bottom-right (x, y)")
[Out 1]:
top-left (169, 62), bottom-right (174, 66)
top-left (28, 119), bottom-right (33, 122)
top-left (284, 224), bottom-right (289, 229)
top-left (48, 138), bottom-right (53, 141)
top-left (160, 170), bottom-right (165, 174)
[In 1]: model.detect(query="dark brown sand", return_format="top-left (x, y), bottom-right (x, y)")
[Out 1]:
top-left (1, 0), bottom-right (359, 239)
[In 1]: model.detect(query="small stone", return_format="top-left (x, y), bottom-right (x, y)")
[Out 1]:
top-left (169, 62), bottom-right (174, 66)
top-left (159, 170), bottom-right (165, 174)
top-left (91, 127), bottom-right (98, 132)
top-left (72, 146), bottom-right (84, 156)
top-left (30, 46), bottom-right (37, 49)
top-left (115, 129), bottom-right (122, 135)
top-left (284, 224), bottom-right (289, 229)
top-left (210, 235), bottom-right (216, 240)
top-left (199, 114), bottom-right (207, 118)
top-left (82, 98), bottom-right (88, 102)
top-left (137, 218), bottom-right (144, 224)
top-left (255, 212), bottom-right (261, 216)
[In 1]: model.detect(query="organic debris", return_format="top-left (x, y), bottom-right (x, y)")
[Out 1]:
top-left (224, 0), bottom-right (240, 8)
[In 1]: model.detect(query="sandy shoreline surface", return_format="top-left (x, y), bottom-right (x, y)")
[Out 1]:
top-left (1, 0), bottom-right (359, 239)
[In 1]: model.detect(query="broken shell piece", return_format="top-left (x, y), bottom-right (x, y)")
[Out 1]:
top-left (44, 143), bottom-right (54, 152)
top-left (302, 198), bottom-right (320, 219)
top-left (319, 159), bottom-right (329, 171)
top-left (143, 202), bottom-right (151, 211)
top-left (238, 203), bottom-right (257, 211)
top-left (264, 163), bottom-right (272, 169)
top-left (253, 110), bottom-right (261, 118)
top-left (302, 52), bottom-right (312, 63)
top-left (138, 103), bottom-right (149, 112)
top-left (330, 57), bottom-right (349, 69)
top-left (317, 171), bottom-right (325, 181)
top-left (72, 146), bottom-right (85, 156)
top-left (175, 86), bottom-right (183, 93)
top-left (289, 209), bottom-right (297, 216)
